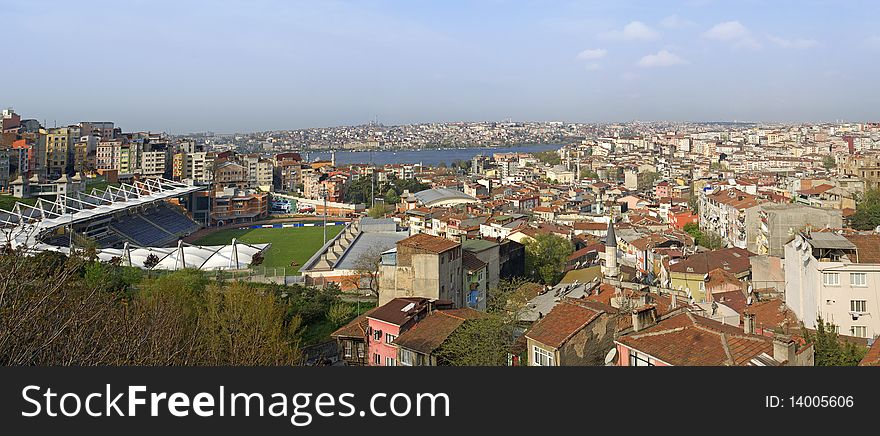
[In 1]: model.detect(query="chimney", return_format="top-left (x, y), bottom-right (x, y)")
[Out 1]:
top-left (631, 305), bottom-right (657, 332)
top-left (772, 334), bottom-right (797, 365)
top-left (743, 312), bottom-right (756, 335)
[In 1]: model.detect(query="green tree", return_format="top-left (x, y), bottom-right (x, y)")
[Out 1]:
top-left (683, 223), bottom-right (724, 249)
top-left (327, 302), bottom-right (355, 328)
top-left (532, 151), bottom-right (561, 166)
top-left (435, 315), bottom-right (510, 366)
top-left (822, 155), bottom-right (836, 171)
top-left (368, 205), bottom-right (388, 219)
top-left (524, 234), bottom-right (574, 285)
top-left (384, 187), bottom-right (400, 205)
top-left (850, 189), bottom-right (880, 230)
top-left (803, 317), bottom-right (867, 366)
top-left (637, 171), bottom-right (659, 191)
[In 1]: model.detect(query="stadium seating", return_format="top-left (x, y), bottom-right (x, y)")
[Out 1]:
top-left (109, 205), bottom-right (200, 247)
top-left (142, 207), bottom-right (199, 235)
top-left (110, 215), bottom-right (174, 246)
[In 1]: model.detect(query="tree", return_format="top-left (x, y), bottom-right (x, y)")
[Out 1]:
top-left (368, 205), bottom-right (388, 219)
top-left (637, 171), bottom-right (659, 192)
top-left (582, 169), bottom-right (599, 180)
top-left (532, 150), bottom-right (561, 166)
top-left (327, 302), bottom-right (355, 328)
top-left (200, 282), bottom-right (303, 365)
top-left (683, 223), bottom-right (724, 249)
top-left (850, 189), bottom-right (880, 230)
top-left (524, 234), bottom-right (574, 285)
top-left (346, 247), bottom-right (383, 296)
top-left (803, 317), bottom-right (867, 366)
top-left (688, 182), bottom-right (700, 212)
top-left (0, 250), bottom-right (304, 366)
top-left (435, 315), bottom-right (510, 366)
top-left (143, 253), bottom-right (160, 269)
top-left (822, 155), bottom-right (836, 171)
top-left (384, 187), bottom-right (400, 205)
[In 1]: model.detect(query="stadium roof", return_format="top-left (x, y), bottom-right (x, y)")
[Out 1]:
top-left (412, 188), bottom-right (478, 207)
top-left (1, 178), bottom-right (202, 249)
top-left (96, 240), bottom-right (270, 270)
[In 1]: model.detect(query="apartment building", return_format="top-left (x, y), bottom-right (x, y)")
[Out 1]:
top-left (785, 231), bottom-right (880, 339)
top-left (378, 233), bottom-right (464, 307)
top-left (699, 187), bottom-right (763, 249)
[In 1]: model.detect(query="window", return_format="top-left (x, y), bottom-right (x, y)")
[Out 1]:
top-left (373, 353), bottom-right (381, 365)
top-left (532, 346), bottom-right (555, 366)
top-left (356, 343), bottom-right (365, 358)
top-left (399, 349), bottom-right (415, 366)
top-left (373, 329), bottom-right (382, 341)
top-left (385, 356), bottom-right (395, 367)
top-left (385, 333), bottom-right (396, 344)
top-left (822, 272), bottom-right (840, 286)
top-left (343, 341), bottom-right (352, 358)
top-left (851, 326), bottom-right (868, 338)
top-left (850, 273), bottom-right (867, 287)
top-left (629, 351), bottom-right (654, 367)
top-left (851, 300), bottom-right (867, 313)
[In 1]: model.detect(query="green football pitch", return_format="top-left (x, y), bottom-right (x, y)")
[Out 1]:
top-left (192, 226), bottom-right (343, 274)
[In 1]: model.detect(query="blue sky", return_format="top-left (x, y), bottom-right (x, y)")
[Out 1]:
top-left (4, 0), bottom-right (880, 132)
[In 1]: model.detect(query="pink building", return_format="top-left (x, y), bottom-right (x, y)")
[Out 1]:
top-left (366, 297), bottom-right (433, 366)
top-left (654, 181), bottom-right (671, 199)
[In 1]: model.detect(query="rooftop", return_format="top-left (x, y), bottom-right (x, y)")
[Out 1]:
top-left (398, 233), bottom-right (460, 254)
top-left (393, 308), bottom-right (483, 355)
top-left (525, 298), bottom-right (609, 349)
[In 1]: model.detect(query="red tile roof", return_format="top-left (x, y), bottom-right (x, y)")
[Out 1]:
top-left (844, 234), bottom-right (880, 263)
top-left (392, 308), bottom-right (483, 354)
top-left (331, 308), bottom-right (377, 339)
top-left (616, 312), bottom-right (776, 366)
top-left (669, 247), bottom-right (755, 275)
top-left (860, 340), bottom-right (880, 366)
top-left (397, 233), bottom-right (460, 254)
top-left (525, 298), bottom-right (607, 349)
top-left (368, 297), bottom-right (431, 326)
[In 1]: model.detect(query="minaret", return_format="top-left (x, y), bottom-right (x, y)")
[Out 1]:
top-left (603, 216), bottom-right (619, 279)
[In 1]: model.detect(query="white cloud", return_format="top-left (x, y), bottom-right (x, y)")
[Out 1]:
top-left (703, 21), bottom-right (760, 49)
top-left (637, 50), bottom-right (687, 67)
top-left (575, 48), bottom-right (607, 60)
top-left (768, 35), bottom-right (818, 49)
top-left (600, 21), bottom-right (660, 41)
top-left (660, 15), bottom-right (694, 29)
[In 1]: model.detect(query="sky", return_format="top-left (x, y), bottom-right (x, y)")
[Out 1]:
top-left (4, 0), bottom-right (880, 133)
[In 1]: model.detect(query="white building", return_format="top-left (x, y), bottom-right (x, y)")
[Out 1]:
top-left (784, 231), bottom-right (880, 340)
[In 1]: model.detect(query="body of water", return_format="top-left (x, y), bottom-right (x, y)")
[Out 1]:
top-left (303, 143), bottom-right (563, 166)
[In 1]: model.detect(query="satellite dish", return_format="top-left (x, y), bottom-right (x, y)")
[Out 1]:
top-left (604, 348), bottom-right (618, 366)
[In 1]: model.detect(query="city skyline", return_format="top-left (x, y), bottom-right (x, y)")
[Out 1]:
top-left (6, 0), bottom-right (880, 133)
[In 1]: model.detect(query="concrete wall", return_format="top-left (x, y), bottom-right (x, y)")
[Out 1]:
top-left (785, 242), bottom-right (880, 339)
top-left (557, 315), bottom-right (615, 366)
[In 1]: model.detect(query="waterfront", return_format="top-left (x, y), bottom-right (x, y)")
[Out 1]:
top-left (302, 143), bottom-right (563, 165)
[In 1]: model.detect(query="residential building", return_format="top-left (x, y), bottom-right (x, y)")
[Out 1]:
top-left (614, 309), bottom-right (814, 366)
top-left (378, 233), bottom-right (464, 307)
top-left (366, 297), bottom-right (433, 367)
top-left (394, 308), bottom-right (482, 366)
top-left (525, 298), bottom-right (616, 366)
top-left (784, 231), bottom-right (880, 339)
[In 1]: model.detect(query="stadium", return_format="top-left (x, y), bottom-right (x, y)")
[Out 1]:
top-left (0, 178), bottom-right (268, 270)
